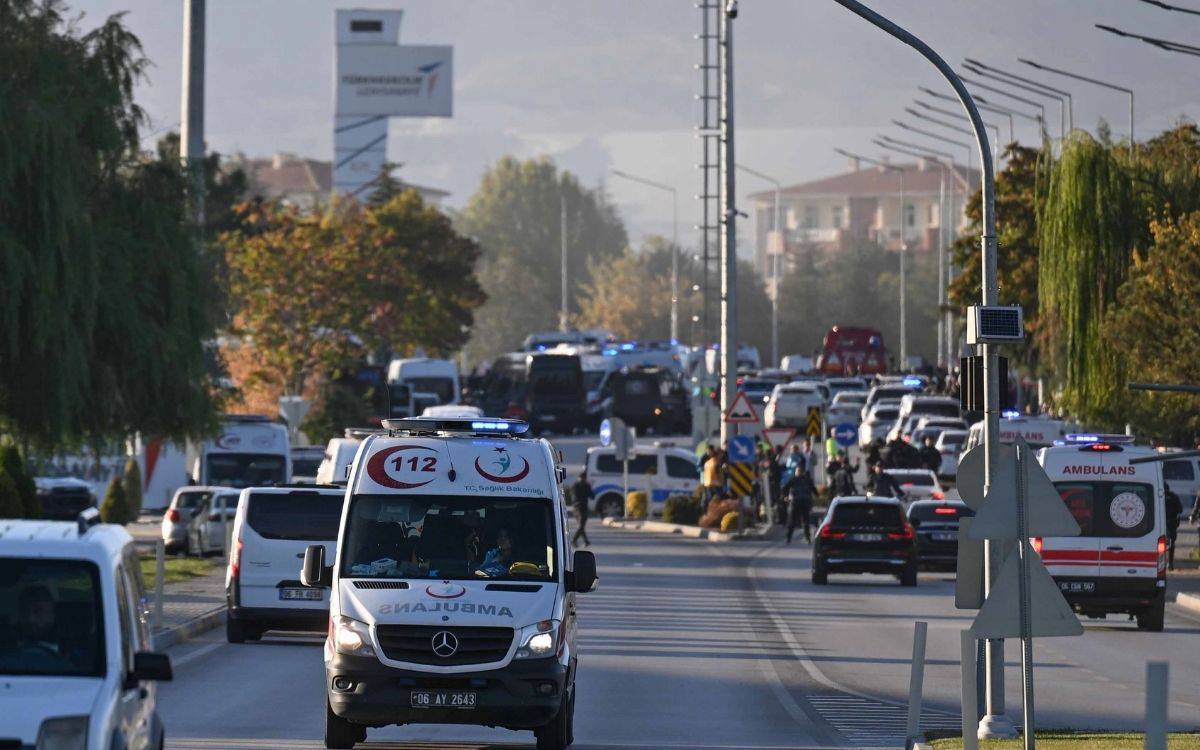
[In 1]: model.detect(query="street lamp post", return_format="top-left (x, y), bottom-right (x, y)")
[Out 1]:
top-left (736, 163), bottom-right (783, 368)
top-left (906, 106), bottom-right (1000, 163)
top-left (916, 100), bottom-right (1009, 145)
top-left (834, 148), bottom-right (908, 368)
top-left (965, 59), bottom-right (1074, 133)
top-left (961, 76), bottom-right (1053, 139)
top-left (611, 169), bottom-right (681, 343)
top-left (1095, 23), bottom-right (1200, 59)
top-left (963, 64), bottom-right (1070, 138)
top-left (181, 0), bottom-right (206, 232)
top-left (1019, 58), bottom-right (1134, 146)
top-left (971, 95), bottom-right (1047, 143)
top-left (834, 1), bottom-right (1010, 736)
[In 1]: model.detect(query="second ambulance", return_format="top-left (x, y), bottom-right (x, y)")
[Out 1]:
top-left (300, 417), bottom-right (597, 750)
top-left (1036, 434), bottom-right (1168, 631)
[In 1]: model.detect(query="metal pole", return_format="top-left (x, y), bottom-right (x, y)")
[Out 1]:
top-left (154, 539), bottom-right (165, 633)
top-left (960, 629), bottom-right (980, 750)
top-left (899, 167), bottom-right (908, 369)
top-left (1145, 662), bottom-right (1169, 750)
top-left (1017, 59), bottom-right (1134, 146)
top-left (906, 621), bottom-right (929, 749)
top-left (937, 165), bottom-right (947, 368)
top-left (181, 0), bottom-right (206, 230)
top-left (672, 187), bottom-right (680, 343)
top-left (827, 0), bottom-right (1009, 737)
top-left (560, 195), bottom-right (569, 332)
top-left (1016, 444), bottom-right (1036, 750)
top-left (718, 0), bottom-right (737, 446)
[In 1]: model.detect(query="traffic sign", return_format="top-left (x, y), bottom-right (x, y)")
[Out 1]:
top-left (956, 442), bottom-right (1014, 511)
top-left (968, 439), bottom-right (1081, 541)
top-left (728, 463), bottom-right (755, 497)
top-left (970, 549), bottom-right (1083, 639)
top-left (599, 418), bottom-right (616, 447)
top-left (727, 435), bottom-right (757, 464)
top-left (762, 427), bottom-right (796, 452)
top-left (724, 391), bottom-right (761, 424)
top-left (832, 423), bottom-right (856, 448)
top-left (805, 406), bottom-right (822, 438)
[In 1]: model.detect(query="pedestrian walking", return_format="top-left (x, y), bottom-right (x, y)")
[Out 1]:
top-left (702, 447), bottom-right (723, 503)
top-left (919, 436), bottom-right (942, 475)
top-left (783, 466), bottom-right (817, 544)
top-left (832, 458), bottom-right (858, 497)
top-left (867, 464), bottom-right (906, 500)
top-left (1165, 483), bottom-right (1183, 570)
top-left (865, 440), bottom-right (883, 472)
top-left (571, 471), bottom-right (593, 547)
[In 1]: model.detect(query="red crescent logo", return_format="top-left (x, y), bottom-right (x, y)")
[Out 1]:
top-left (425, 584), bottom-right (466, 599)
top-left (474, 456), bottom-right (530, 484)
top-left (366, 445), bottom-right (438, 489)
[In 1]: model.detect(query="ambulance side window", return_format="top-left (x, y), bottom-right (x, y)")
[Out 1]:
top-left (1054, 483), bottom-right (1095, 536)
top-left (1164, 460), bottom-right (1195, 481)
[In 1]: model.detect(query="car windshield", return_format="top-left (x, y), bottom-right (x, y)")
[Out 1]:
top-left (871, 408), bottom-right (899, 421)
top-left (831, 503), bottom-right (904, 528)
top-left (341, 494), bottom-right (557, 581)
top-left (206, 454), bottom-right (287, 488)
top-left (247, 491), bottom-right (344, 541)
top-left (292, 456), bottom-right (322, 477)
top-left (0, 558), bottom-right (105, 678)
top-left (174, 490), bottom-right (213, 510)
top-left (911, 402), bottom-right (961, 418)
top-left (404, 377), bottom-right (455, 404)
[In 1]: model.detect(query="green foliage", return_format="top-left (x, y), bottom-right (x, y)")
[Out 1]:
top-left (0, 446), bottom-right (38, 518)
top-left (0, 2), bottom-right (221, 445)
top-left (121, 458), bottom-right (142, 520)
top-left (1039, 134), bottom-right (1141, 425)
top-left (302, 380), bottom-right (373, 446)
top-left (458, 157), bottom-right (628, 363)
top-left (0, 469), bottom-right (23, 519)
top-left (99, 476), bottom-right (132, 525)
top-left (662, 495), bottom-right (703, 525)
top-left (366, 161), bottom-right (407, 208)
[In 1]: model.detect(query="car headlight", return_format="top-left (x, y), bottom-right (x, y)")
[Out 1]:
top-left (333, 616), bottom-right (375, 657)
top-left (515, 619), bottom-right (561, 659)
top-left (36, 716), bottom-right (87, 750)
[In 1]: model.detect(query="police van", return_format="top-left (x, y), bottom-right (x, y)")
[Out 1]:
top-left (585, 443), bottom-right (700, 517)
top-left (299, 417), bottom-right (597, 750)
top-left (0, 511), bottom-right (174, 749)
top-left (1036, 434), bottom-right (1169, 631)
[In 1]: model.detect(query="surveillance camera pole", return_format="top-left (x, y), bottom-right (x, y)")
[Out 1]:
top-left (830, 0), bottom-right (1012, 739)
top-left (719, 0), bottom-right (738, 446)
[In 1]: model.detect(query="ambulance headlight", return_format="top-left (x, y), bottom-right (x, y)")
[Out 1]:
top-left (333, 616), bottom-right (374, 657)
top-left (36, 715), bottom-right (87, 750)
top-left (515, 619), bottom-right (561, 659)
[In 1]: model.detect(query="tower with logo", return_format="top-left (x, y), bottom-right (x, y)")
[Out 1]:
top-left (333, 10), bottom-right (453, 201)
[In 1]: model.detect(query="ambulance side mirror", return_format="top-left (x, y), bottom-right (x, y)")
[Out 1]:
top-left (301, 545), bottom-right (331, 588)
top-left (571, 550), bottom-right (598, 593)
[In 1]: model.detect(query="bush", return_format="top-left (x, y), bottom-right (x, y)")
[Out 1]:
top-left (662, 495), bottom-right (703, 525)
top-left (719, 511), bottom-right (740, 533)
top-left (0, 470), bottom-right (24, 519)
top-left (122, 458), bottom-right (143, 520)
top-left (625, 491), bottom-right (648, 519)
top-left (99, 476), bottom-right (132, 525)
top-left (0, 446), bottom-right (38, 518)
top-left (699, 498), bottom-right (741, 528)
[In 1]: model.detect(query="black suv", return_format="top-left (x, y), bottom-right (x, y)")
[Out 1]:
top-left (907, 500), bottom-right (974, 571)
top-left (812, 497), bottom-right (918, 586)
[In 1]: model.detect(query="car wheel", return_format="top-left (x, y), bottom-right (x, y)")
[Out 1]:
top-left (597, 494), bottom-right (624, 518)
top-left (226, 615), bottom-right (247, 644)
top-left (1136, 599), bottom-right (1165, 632)
top-left (324, 700), bottom-right (362, 749)
top-left (535, 692), bottom-right (571, 750)
top-left (900, 562), bottom-right (918, 587)
top-left (811, 558), bottom-right (828, 586)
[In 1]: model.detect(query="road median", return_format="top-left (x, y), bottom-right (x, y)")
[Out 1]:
top-left (601, 516), bottom-right (771, 541)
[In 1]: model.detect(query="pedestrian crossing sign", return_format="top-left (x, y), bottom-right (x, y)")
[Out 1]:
top-left (724, 391), bottom-right (760, 424)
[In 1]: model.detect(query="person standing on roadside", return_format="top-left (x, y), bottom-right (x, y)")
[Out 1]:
top-left (920, 436), bottom-right (942, 475)
top-left (1165, 482), bottom-right (1183, 570)
top-left (783, 465), bottom-right (817, 544)
top-left (571, 471), bottom-right (594, 547)
top-left (702, 447), bottom-right (723, 503)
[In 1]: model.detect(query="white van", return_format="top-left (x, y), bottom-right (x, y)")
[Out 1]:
top-left (1036, 435), bottom-right (1168, 631)
top-left (299, 417), bottom-right (597, 750)
top-left (0, 513), bottom-right (174, 750)
top-left (387, 358), bottom-right (460, 406)
top-left (130, 435), bottom-right (189, 511)
top-left (318, 434), bottom-right (370, 486)
top-left (225, 486), bottom-right (345, 643)
top-left (585, 444), bottom-right (700, 517)
top-left (187, 415), bottom-right (291, 489)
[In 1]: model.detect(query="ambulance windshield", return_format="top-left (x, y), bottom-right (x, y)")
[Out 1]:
top-left (340, 494), bottom-right (557, 581)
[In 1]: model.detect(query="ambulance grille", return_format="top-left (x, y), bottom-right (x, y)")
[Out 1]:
top-left (375, 625), bottom-right (514, 666)
top-left (352, 580), bottom-right (410, 589)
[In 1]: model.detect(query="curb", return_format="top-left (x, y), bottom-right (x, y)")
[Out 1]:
top-left (1174, 591), bottom-right (1200, 617)
top-left (601, 517), bottom-right (769, 542)
top-left (152, 606), bottom-right (225, 651)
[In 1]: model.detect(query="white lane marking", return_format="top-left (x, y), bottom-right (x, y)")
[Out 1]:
top-left (171, 639), bottom-right (226, 668)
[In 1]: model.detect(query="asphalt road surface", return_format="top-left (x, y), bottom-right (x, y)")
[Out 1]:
top-left (157, 524), bottom-right (1200, 750)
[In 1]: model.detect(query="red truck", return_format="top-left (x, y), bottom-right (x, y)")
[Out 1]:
top-left (816, 326), bottom-right (889, 376)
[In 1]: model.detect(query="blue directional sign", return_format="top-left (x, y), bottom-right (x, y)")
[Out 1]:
top-left (728, 435), bottom-right (757, 464)
top-left (833, 423), bottom-right (857, 448)
top-left (599, 419), bottom-right (613, 447)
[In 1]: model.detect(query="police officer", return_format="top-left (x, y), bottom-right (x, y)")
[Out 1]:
top-left (783, 466), bottom-right (817, 544)
top-left (571, 471), bottom-right (593, 547)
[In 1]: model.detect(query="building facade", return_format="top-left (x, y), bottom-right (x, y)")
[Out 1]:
top-left (227, 152), bottom-right (449, 210)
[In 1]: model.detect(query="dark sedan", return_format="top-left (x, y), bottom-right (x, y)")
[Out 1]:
top-left (812, 496), bottom-right (919, 586)
top-left (906, 500), bottom-right (974, 571)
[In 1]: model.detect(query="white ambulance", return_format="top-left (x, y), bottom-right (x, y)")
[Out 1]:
top-left (1035, 434), bottom-right (1168, 631)
top-left (300, 417), bottom-right (597, 750)
top-left (187, 415), bottom-right (291, 489)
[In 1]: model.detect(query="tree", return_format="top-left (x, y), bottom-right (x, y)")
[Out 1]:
top-left (99, 475), bottom-right (132, 525)
top-left (1106, 211), bottom-right (1200, 444)
top-left (458, 157), bottom-right (627, 363)
top-left (0, 446), bottom-right (37, 519)
top-left (367, 161), bottom-right (406, 208)
top-left (121, 458), bottom-right (143, 520)
top-left (0, 469), bottom-right (22, 519)
top-left (576, 237), bottom-right (688, 340)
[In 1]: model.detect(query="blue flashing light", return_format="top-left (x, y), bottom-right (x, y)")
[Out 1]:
top-left (1064, 433), bottom-right (1099, 443)
top-left (535, 344), bottom-right (548, 351)
top-left (1001, 409), bottom-right (1021, 419)
top-left (902, 376), bottom-right (923, 388)
top-left (471, 420), bottom-right (511, 431)
top-left (603, 348), bottom-right (618, 356)
top-left (620, 343), bottom-right (636, 351)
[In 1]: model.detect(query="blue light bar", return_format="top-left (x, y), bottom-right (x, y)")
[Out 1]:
top-left (1002, 409), bottom-right (1021, 419)
top-left (1066, 433), bottom-right (1099, 443)
top-left (902, 376), bottom-right (923, 388)
top-left (382, 417), bottom-right (529, 435)
top-left (1064, 433), bottom-right (1135, 445)
top-left (620, 343), bottom-right (635, 351)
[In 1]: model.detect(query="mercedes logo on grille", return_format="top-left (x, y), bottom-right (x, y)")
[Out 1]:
top-left (431, 630), bottom-right (459, 658)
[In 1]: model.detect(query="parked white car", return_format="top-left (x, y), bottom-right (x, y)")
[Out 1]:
top-left (161, 485), bottom-right (227, 554)
top-left (764, 383), bottom-right (826, 429)
top-left (184, 489), bottom-right (241, 556)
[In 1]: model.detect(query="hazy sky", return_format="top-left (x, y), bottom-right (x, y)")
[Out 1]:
top-left (73, 0), bottom-right (1200, 248)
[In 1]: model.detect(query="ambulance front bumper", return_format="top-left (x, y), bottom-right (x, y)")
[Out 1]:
top-left (326, 652), bottom-right (569, 729)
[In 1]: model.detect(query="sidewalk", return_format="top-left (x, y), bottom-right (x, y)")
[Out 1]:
top-left (150, 564), bottom-right (226, 650)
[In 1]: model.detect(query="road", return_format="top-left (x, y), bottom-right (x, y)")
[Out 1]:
top-left (157, 525), bottom-right (1200, 750)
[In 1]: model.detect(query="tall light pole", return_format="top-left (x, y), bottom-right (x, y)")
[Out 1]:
top-left (916, 99), bottom-right (1009, 145)
top-left (560, 194), bottom-right (569, 332)
top-left (921, 88), bottom-right (1016, 144)
top-left (181, 0), bottom-right (206, 232)
top-left (611, 169), bottom-right (681, 342)
top-left (736, 163), bottom-right (783, 367)
top-left (718, 0), bottom-right (738, 446)
top-left (834, 148), bottom-right (908, 368)
top-left (1095, 23), bottom-right (1200, 59)
top-left (833, 0), bottom-right (1010, 737)
top-left (966, 58), bottom-right (1074, 132)
top-left (963, 63), bottom-right (1070, 137)
top-left (1019, 58), bottom-right (1134, 146)
top-left (961, 76), bottom-right (1053, 139)
top-left (906, 106), bottom-right (1000, 164)
top-left (970, 94), bottom-right (1047, 143)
